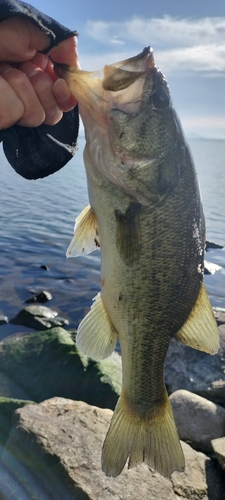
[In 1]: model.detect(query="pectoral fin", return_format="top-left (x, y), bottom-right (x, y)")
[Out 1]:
top-left (66, 205), bottom-right (100, 258)
top-left (115, 202), bottom-right (142, 267)
top-left (176, 282), bottom-right (219, 354)
top-left (76, 293), bottom-right (118, 360)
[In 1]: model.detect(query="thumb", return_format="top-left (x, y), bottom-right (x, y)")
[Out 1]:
top-left (0, 17), bottom-right (50, 62)
top-left (50, 36), bottom-right (80, 68)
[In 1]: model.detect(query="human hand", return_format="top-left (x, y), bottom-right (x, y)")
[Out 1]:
top-left (0, 17), bottom-right (79, 129)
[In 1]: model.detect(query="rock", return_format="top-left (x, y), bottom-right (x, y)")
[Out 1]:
top-left (0, 327), bottom-right (122, 407)
top-left (0, 397), bottom-right (33, 457)
top-left (204, 260), bottom-right (222, 275)
top-left (205, 241), bottom-right (224, 251)
top-left (0, 370), bottom-right (31, 401)
top-left (165, 322), bottom-right (225, 407)
top-left (25, 291), bottom-right (53, 304)
top-left (0, 398), bottom-right (224, 500)
top-left (213, 307), bottom-right (225, 326)
top-left (171, 442), bottom-right (225, 500)
top-left (211, 437), bottom-right (225, 471)
top-left (40, 264), bottom-right (49, 271)
top-left (10, 304), bottom-right (69, 330)
top-left (0, 316), bottom-right (8, 326)
top-left (169, 390), bottom-right (225, 452)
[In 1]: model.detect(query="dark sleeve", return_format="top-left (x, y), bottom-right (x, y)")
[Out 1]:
top-left (0, 0), bottom-right (79, 179)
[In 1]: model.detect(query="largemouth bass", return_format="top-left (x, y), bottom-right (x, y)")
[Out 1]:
top-left (55, 47), bottom-right (219, 478)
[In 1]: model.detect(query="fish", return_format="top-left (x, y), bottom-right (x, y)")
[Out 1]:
top-left (54, 47), bottom-right (219, 478)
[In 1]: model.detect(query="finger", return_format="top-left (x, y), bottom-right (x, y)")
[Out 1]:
top-left (0, 64), bottom-right (45, 127)
top-left (50, 36), bottom-right (80, 68)
top-left (19, 61), bottom-right (63, 125)
top-left (53, 79), bottom-right (78, 111)
top-left (29, 53), bottom-right (49, 72)
top-left (0, 76), bottom-right (24, 128)
top-left (0, 18), bottom-right (50, 62)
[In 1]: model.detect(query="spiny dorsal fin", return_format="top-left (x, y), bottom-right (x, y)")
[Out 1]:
top-left (76, 292), bottom-right (118, 360)
top-left (176, 282), bottom-right (219, 354)
top-left (66, 205), bottom-right (100, 258)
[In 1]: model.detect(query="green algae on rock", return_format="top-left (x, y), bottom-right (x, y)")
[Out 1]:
top-left (0, 328), bottom-right (122, 409)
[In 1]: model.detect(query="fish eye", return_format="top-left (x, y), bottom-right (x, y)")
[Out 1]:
top-left (152, 89), bottom-right (170, 109)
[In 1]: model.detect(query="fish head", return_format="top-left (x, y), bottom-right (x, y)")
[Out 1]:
top-left (54, 48), bottom-right (181, 202)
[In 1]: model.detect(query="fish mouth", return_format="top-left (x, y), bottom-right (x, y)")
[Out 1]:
top-left (102, 46), bottom-right (155, 92)
top-left (53, 47), bottom-right (156, 124)
top-left (54, 46), bottom-right (155, 91)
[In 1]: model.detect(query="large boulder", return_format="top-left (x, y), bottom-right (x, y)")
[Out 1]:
top-left (0, 328), bottom-right (122, 408)
top-left (0, 398), bottom-right (224, 500)
top-left (165, 317), bottom-right (225, 407)
top-left (169, 390), bottom-right (225, 452)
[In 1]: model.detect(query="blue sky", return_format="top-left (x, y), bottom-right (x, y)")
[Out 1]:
top-left (31, 0), bottom-right (225, 138)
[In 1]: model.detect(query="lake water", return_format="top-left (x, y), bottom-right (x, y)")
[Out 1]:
top-left (0, 136), bottom-right (224, 339)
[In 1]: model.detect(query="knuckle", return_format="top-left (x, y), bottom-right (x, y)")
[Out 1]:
top-left (18, 108), bottom-right (46, 127)
top-left (44, 108), bottom-right (63, 126)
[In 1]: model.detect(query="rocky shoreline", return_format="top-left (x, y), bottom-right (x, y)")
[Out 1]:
top-left (0, 240), bottom-right (224, 499)
top-left (0, 307), bottom-right (224, 499)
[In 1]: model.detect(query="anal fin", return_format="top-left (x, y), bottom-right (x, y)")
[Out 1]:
top-left (76, 293), bottom-right (118, 360)
top-left (176, 282), bottom-right (219, 354)
top-left (66, 204), bottom-right (100, 258)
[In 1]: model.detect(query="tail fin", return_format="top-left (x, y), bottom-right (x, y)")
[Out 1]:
top-left (102, 391), bottom-right (184, 478)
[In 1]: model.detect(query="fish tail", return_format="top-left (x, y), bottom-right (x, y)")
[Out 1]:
top-left (102, 391), bottom-right (184, 477)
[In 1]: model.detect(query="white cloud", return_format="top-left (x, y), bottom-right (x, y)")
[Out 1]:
top-left (156, 44), bottom-right (225, 73)
top-left (84, 16), bottom-right (225, 73)
top-left (86, 16), bottom-right (225, 48)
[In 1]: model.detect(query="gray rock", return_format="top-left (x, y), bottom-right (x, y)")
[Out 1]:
top-left (169, 390), bottom-right (225, 452)
top-left (10, 305), bottom-right (69, 330)
top-left (165, 322), bottom-right (225, 407)
top-left (205, 241), bottom-right (224, 251)
top-left (0, 316), bottom-right (8, 326)
top-left (0, 397), bottom-right (34, 457)
top-left (213, 307), bottom-right (225, 326)
top-left (211, 437), bottom-right (225, 471)
top-left (0, 327), bottom-right (122, 408)
top-left (0, 370), bottom-right (31, 401)
top-left (25, 291), bottom-right (53, 304)
top-left (0, 398), bottom-right (224, 500)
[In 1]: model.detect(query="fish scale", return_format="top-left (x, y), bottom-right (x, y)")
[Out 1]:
top-left (54, 46), bottom-right (219, 478)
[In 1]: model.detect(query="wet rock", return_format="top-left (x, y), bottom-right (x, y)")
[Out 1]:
top-left (211, 437), bottom-right (225, 471)
top-left (0, 398), bottom-right (224, 500)
top-left (25, 291), bottom-right (53, 304)
top-left (0, 371), bottom-right (31, 401)
top-left (0, 327), bottom-right (122, 407)
top-left (40, 264), bottom-right (49, 271)
top-left (165, 322), bottom-right (225, 407)
top-left (10, 304), bottom-right (69, 330)
top-left (0, 397), bottom-right (33, 456)
top-left (205, 240), bottom-right (224, 251)
top-left (0, 316), bottom-right (8, 326)
top-left (169, 390), bottom-right (225, 452)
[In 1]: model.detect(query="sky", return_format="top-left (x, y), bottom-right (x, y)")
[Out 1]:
top-left (31, 0), bottom-right (225, 139)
